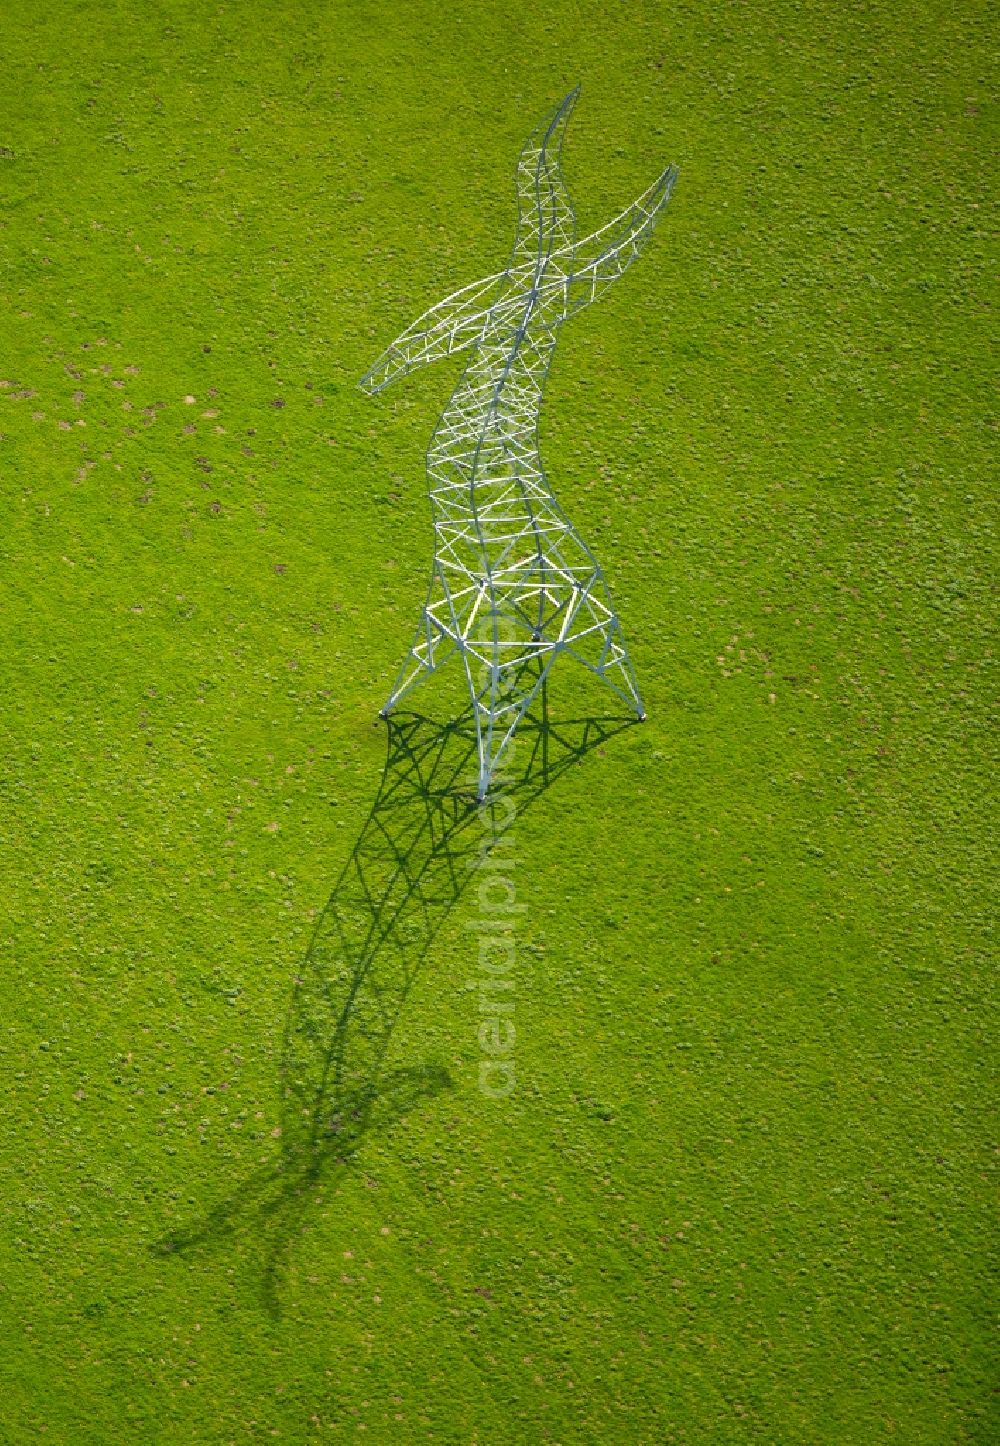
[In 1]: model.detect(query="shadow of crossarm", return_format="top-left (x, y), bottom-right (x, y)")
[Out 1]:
top-left (154, 698), bottom-right (632, 1312)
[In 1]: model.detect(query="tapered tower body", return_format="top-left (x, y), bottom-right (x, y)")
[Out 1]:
top-left (360, 88), bottom-right (678, 798)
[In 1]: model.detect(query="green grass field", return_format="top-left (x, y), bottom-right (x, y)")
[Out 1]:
top-left (2, 1), bottom-right (995, 1440)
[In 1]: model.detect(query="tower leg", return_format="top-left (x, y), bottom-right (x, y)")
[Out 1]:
top-left (380, 568), bottom-right (458, 717)
top-left (461, 620), bottom-right (556, 802)
top-left (378, 540), bottom-right (645, 778)
top-left (557, 565), bottom-right (646, 721)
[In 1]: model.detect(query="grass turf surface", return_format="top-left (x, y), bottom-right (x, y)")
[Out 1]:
top-left (1, 1), bottom-right (995, 1440)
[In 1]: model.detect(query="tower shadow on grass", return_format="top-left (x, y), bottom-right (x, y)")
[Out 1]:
top-left (153, 688), bottom-right (634, 1314)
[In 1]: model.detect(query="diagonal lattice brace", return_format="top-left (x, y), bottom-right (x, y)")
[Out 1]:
top-left (359, 87), bottom-right (678, 798)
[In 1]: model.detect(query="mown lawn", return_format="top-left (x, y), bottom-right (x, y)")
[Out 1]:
top-left (1, 1), bottom-right (994, 1441)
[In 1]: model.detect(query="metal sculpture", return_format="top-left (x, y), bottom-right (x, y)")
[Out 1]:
top-left (360, 86), bottom-right (678, 799)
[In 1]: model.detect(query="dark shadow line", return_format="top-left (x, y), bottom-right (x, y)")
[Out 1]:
top-left (153, 693), bottom-right (636, 1313)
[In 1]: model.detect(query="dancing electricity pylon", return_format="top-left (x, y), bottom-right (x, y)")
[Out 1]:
top-left (360, 86), bottom-right (678, 800)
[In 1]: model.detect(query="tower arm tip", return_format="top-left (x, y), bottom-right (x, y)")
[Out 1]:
top-left (561, 163), bottom-right (679, 314)
top-left (358, 268), bottom-right (513, 394)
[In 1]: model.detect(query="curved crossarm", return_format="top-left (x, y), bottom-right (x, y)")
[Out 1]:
top-left (489, 162), bottom-right (678, 313)
top-left (560, 163), bottom-right (678, 314)
top-left (358, 267), bottom-right (511, 396)
top-left (359, 90), bottom-right (580, 397)
top-left (358, 93), bottom-right (677, 395)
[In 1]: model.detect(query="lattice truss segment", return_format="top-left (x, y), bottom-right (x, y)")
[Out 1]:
top-left (359, 86), bottom-right (678, 798)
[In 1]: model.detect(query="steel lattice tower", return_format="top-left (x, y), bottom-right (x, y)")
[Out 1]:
top-left (360, 87), bottom-right (678, 799)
